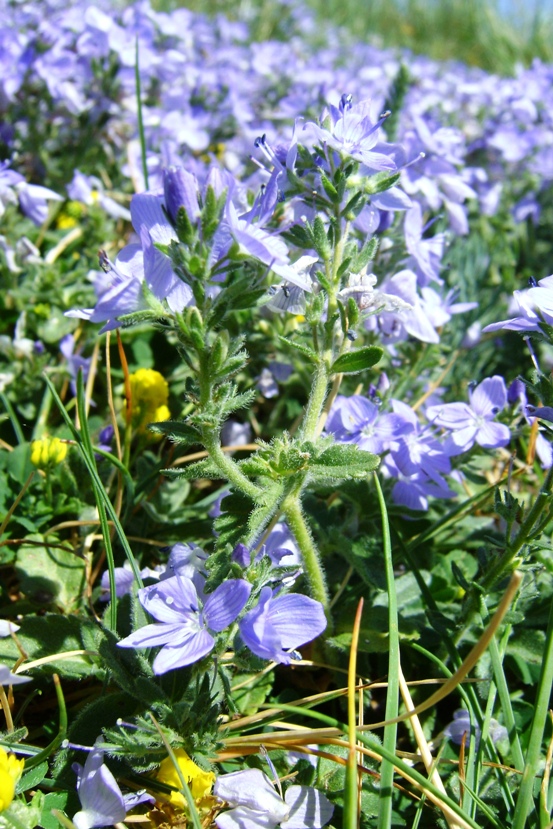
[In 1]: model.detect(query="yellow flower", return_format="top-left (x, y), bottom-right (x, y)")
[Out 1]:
top-left (56, 213), bottom-right (78, 230)
top-left (0, 748), bottom-right (24, 812)
top-left (146, 404), bottom-right (171, 442)
top-left (129, 369), bottom-right (169, 430)
top-left (30, 437), bottom-right (67, 469)
top-left (155, 749), bottom-right (215, 809)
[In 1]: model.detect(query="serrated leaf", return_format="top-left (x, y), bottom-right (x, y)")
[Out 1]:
top-left (330, 346), bottom-right (383, 375)
top-left (148, 420), bottom-right (200, 446)
top-left (163, 459), bottom-right (225, 480)
top-left (277, 336), bottom-right (318, 362)
top-left (315, 444), bottom-right (379, 472)
top-left (213, 491), bottom-right (253, 550)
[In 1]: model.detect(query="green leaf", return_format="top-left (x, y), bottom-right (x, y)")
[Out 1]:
top-left (319, 170), bottom-right (339, 202)
top-left (17, 762), bottom-right (48, 793)
top-left (6, 443), bottom-right (33, 486)
top-left (330, 346), bottom-right (383, 375)
top-left (163, 459), bottom-right (225, 481)
top-left (277, 336), bottom-right (319, 362)
top-left (310, 443), bottom-right (380, 480)
top-left (233, 671), bottom-right (274, 715)
top-left (363, 171), bottom-right (401, 194)
top-left (352, 237), bottom-right (379, 272)
top-left (148, 420), bottom-right (201, 446)
top-left (0, 615), bottom-right (101, 679)
top-left (313, 216), bottom-right (331, 260)
top-left (2, 792), bottom-right (44, 829)
top-left (40, 792), bottom-right (69, 829)
top-left (15, 539), bottom-right (86, 613)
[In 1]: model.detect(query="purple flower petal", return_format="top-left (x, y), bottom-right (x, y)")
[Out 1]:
top-left (475, 421), bottom-right (510, 449)
top-left (73, 747), bottom-right (126, 829)
top-left (239, 588), bottom-right (326, 664)
top-left (152, 629), bottom-right (214, 674)
top-left (204, 579), bottom-right (251, 632)
top-left (469, 376), bottom-right (506, 417)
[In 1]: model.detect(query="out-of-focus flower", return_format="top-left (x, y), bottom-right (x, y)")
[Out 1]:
top-left (67, 170), bottom-right (131, 221)
top-left (444, 709), bottom-right (508, 750)
top-left (0, 665), bottom-right (30, 686)
top-left (239, 587), bottom-right (326, 664)
top-left (159, 542), bottom-right (208, 592)
top-left (257, 362), bottom-right (293, 399)
top-left (118, 575), bottom-right (251, 674)
top-left (60, 334), bottom-right (92, 398)
top-left (221, 419), bottom-right (252, 449)
top-left (0, 748), bottom-right (24, 813)
top-left (99, 562), bottom-right (162, 602)
top-left (232, 522), bottom-right (301, 571)
top-left (30, 436), bottom-right (68, 469)
top-left (129, 368), bottom-right (170, 433)
top-left (483, 276), bottom-right (553, 334)
top-left (155, 749), bottom-right (215, 808)
top-left (0, 622), bottom-right (19, 637)
top-left (214, 768), bottom-right (333, 829)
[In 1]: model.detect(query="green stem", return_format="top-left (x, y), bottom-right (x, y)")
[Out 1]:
top-left (282, 495), bottom-right (329, 613)
top-left (135, 39), bottom-right (149, 191)
top-left (374, 474), bottom-right (400, 829)
top-left (202, 429), bottom-right (262, 500)
top-left (512, 593), bottom-right (553, 829)
top-left (488, 627), bottom-right (525, 772)
top-left (298, 362), bottom-right (330, 442)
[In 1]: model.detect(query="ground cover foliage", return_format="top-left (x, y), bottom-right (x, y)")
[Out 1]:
top-left (2, 1), bottom-right (553, 828)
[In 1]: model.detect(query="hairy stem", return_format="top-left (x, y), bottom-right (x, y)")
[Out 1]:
top-left (282, 495), bottom-right (330, 614)
top-left (202, 429), bottom-right (262, 501)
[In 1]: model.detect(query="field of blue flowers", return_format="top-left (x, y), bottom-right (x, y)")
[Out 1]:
top-left (2, 0), bottom-right (553, 827)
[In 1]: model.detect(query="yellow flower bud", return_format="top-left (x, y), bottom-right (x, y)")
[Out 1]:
top-left (30, 437), bottom-right (68, 469)
top-left (155, 749), bottom-right (215, 809)
top-left (0, 748), bottom-right (24, 812)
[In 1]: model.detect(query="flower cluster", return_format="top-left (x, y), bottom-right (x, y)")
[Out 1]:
top-left (325, 375), bottom-right (512, 510)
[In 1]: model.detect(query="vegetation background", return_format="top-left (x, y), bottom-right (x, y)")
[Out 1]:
top-left (151, 0), bottom-right (553, 74)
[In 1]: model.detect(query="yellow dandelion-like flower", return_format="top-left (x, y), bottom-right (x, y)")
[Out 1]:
top-left (155, 750), bottom-right (215, 810)
top-left (30, 437), bottom-right (67, 469)
top-left (0, 748), bottom-right (24, 813)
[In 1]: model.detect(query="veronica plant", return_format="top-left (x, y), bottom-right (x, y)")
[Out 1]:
top-left (70, 95), bottom-right (414, 621)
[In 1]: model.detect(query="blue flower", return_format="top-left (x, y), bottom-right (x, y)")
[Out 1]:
top-left (118, 575), bottom-right (251, 674)
top-left (239, 588), bottom-right (326, 665)
top-left (304, 95), bottom-right (398, 171)
top-left (426, 376), bottom-right (510, 455)
top-left (444, 709), bottom-right (508, 751)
